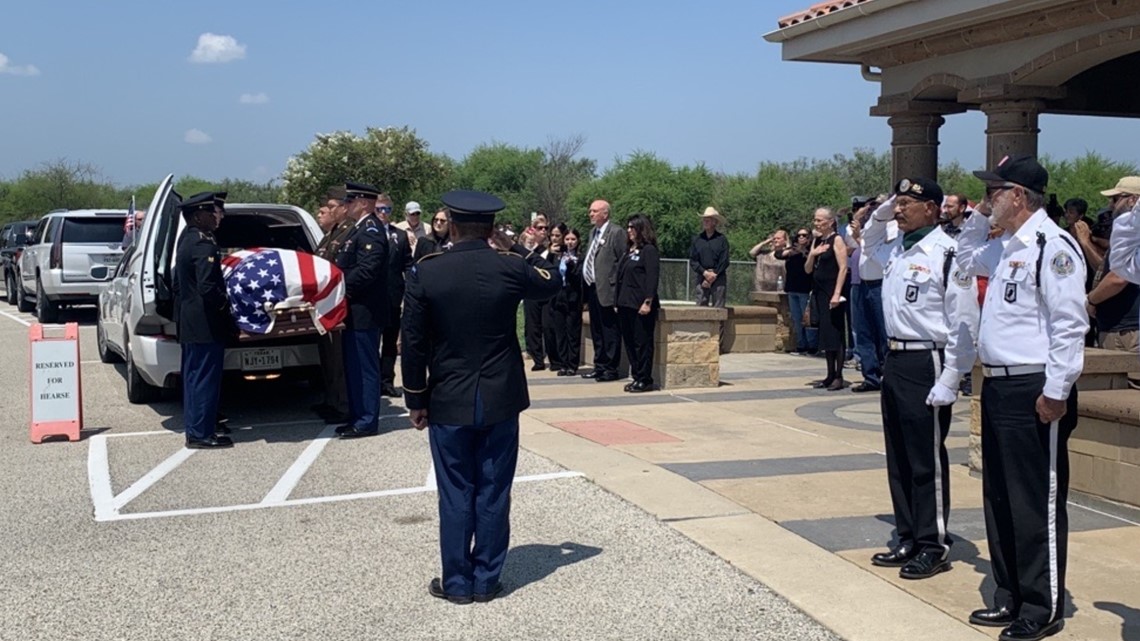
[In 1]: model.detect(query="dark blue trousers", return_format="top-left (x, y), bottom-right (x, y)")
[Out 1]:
top-left (429, 392), bottom-right (520, 597)
top-left (181, 342), bottom-right (224, 440)
top-left (342, 328), bottom-right (381, 430)
top-left (852, 280), bottom-right (888, 387)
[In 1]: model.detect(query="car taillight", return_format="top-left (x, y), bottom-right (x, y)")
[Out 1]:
top-left (49, 241), bottom-right (62, 270)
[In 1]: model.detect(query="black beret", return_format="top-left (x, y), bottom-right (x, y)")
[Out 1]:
top-left (894, 177), bottom-right (944, 205)
top-left (345, 181), bottom-right (380, 201)
top-left (441, 189), bottom-right (506, 222)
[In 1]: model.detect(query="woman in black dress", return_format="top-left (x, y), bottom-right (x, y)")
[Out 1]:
top-left (615, 214), bottom-right (660, 393)
top-left (544, 225), bottom-right (583, 375)
top-left (804, 208), bottom-right (849, 390)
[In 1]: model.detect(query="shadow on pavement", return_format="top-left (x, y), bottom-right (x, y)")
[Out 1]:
top-left (1095, 602), bottom-right (1140, 641)
top-left (504, 541), bottom-right (603, 594)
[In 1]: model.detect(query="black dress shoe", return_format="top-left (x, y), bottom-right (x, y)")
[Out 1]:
top-left (999, 618), bottom-right (1063, 641)
top-left (969, 605), bottom-right (1017, 627)
top-left (185, 435), bottom-right (234, 449)
top-left (870, 545), bottom-right (915, 567)
top-left (899, 550), bottom-right (951, 579)
top-left (333, 423), bottom-right (354, 436)
top-left (595, 372), bottom-right (620, 382)
top-left (339, 426), bottom-right (379, 439)
top-left (473, 583), bottom-right (503, 603)
top-left (428, 578), bottom-right (473, 605)
top-left (628, 381), bottom-right (653, 393)
top-left (214, 423), bottom-right (232, 435)
top-left (530, 362), bottom-right (546, 372)
top-left (380, 383), bottom-right (403, 398)
top-left (850, 382), bottom-right (880, 393)
top-left (580, 370), bottom-right (600, 379)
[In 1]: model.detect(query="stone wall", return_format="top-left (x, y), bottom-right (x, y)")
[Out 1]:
top-left (722, 306), bottom-right (778, 354)
top-left (750, 291), bottom-right (792, 352)
top-left (579, 306), bottom-right (724, 388)
top-left (968, 349), bottom-right (1139, 476)
top-left (1070, 390), bottom-right (1140, 509)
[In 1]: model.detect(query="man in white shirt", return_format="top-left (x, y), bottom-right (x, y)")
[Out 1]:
top-left (1110, 198), bottom-right (1140, 358)
top-left (858, 178), bottom-right (978, 581)
top-left (397, 201), bottom-right (428, 251)
top-left (950, 156), bottom-right (1087, 641)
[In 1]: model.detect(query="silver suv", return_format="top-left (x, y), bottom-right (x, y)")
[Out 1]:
top-left (18, 209), bottom-right (127, 322)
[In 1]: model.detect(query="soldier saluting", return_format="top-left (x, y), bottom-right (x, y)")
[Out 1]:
top-left (402, 190), bottom-right (561, 604)
top-left (174, 191), bottom-right (236, 449)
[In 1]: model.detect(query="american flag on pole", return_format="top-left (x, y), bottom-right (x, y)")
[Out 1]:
top-left (221, 248), bottom-right (346, 335)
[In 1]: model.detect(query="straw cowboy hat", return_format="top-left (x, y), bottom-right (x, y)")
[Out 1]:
top-left (700, 206), bottom-right (726, 225)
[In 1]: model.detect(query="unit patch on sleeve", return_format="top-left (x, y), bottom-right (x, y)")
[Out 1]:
top-left (1050, 251), bottom-right (1075, 278)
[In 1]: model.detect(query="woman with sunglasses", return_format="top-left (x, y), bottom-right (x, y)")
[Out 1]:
top-left (776, 228), bottom-right (818, 355)
top-left (614, 214), bottom-right (661, 393)
top-left (542, 223), bottom-right (583, 375)
top-left (413, 208), bottom-right (452, 261)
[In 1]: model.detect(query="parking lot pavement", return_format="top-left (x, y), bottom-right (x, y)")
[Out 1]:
top-left (0, 307), bottom-right (838, 641)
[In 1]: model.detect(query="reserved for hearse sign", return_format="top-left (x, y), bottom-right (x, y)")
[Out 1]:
top-left (29, 323), bottom-right (82, 443)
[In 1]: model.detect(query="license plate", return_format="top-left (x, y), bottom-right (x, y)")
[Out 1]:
top-left (241, 348), bottom-right (282, 371)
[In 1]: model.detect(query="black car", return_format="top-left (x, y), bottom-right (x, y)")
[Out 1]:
top-left (1, 220), bottom-right (37, 305)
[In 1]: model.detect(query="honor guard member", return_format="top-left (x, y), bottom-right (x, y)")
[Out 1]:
top-left (173, 192), bottom-right (235, 449)
top-left (374, 193), bottom-right (412, 398)
top-left (856, 178), bottom-right (979, 580)
top-left (311, 186), bottom-right (353, 424)
top-left (402, 189), bottom-right (561, 605)
top-left (951, 156), bottom-right (1087, 641)
top-left (334, 181), bottom-right (389, 439)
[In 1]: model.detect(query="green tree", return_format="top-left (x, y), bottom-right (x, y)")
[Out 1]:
top-left (452, 143), bottom-right (543, 222)
top-left (281, 127), bottom-right (452, 214)
top-left (1043, 152), bottom-right (1139, 213)
top-left (532, 135), bottom-right (596, 224)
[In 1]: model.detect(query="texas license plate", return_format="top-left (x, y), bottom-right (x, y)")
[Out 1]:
top-left (241, 348), bottom-right (282, 371)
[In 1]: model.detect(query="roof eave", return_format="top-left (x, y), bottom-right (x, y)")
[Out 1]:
top-left (764, 0), bottom-right (915, 44)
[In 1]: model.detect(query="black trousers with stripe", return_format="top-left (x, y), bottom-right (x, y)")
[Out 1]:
top-left (981, 373), bottom-right (1076, 624)
top-left (880, 349), bottom-right (953, 556)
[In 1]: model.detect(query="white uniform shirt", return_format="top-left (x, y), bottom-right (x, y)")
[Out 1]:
top-left (862, 201), bottom-right (979, 389)
top-left (848, 219), bottom-right (898, 281)
top-left (1110, 202), bottom-right (1140, 347)
top-left (954, 208), bottom-right (1089, 400)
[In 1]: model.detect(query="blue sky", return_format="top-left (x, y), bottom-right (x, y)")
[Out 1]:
top-left (1, 0), bottom-right (1136, 187)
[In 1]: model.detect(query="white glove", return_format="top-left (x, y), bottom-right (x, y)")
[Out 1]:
top-left (925, 382), bottom-right (958, 407)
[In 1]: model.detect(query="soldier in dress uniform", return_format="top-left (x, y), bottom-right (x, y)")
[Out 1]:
top-left (950, 156), bottom-right (1088, 641)
top-left (402, 189), bottom-right (561, 605)
top-left (854, 178), bottom-right (979, 580)
top-left (311, 186), bottom-right (353, 423)
top-left (333, 181), bottom-right (389, 439)
top-left (174, 192), bottom-right (236, 449)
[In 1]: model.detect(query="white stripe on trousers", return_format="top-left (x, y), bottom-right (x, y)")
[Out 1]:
top-left (931, 350), bottom-right (949, 558)
top-left (1048, 418), bottom-right (1060, 621)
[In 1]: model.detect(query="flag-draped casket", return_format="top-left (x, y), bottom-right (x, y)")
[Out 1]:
top-left (221, 248), bottom-right (346, 337)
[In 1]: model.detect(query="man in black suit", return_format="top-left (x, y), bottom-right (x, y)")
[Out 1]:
top-left (375, 193), bottom-right (412, 397)
top-left (173, 192), bottom-right (236, 449)
top-left (581, 199), bottom-right (628, 381)
top-left (334, 181), bottom-right (389, 439)
top-left (402, 189), bottom-right (560, 605)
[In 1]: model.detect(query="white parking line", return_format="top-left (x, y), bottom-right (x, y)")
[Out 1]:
top-left (87, 435), bottom-right (115, 522)
top-left (0, 310), bottom-right (32, 327)
top-left (112, 447), bottom-right (198, 510)
top-left (261, 425), bottom-right (337, 504)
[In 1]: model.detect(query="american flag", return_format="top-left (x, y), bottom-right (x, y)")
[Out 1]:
top-left (221, 248), bottom-right (347, 335)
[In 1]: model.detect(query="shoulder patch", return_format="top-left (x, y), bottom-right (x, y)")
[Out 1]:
top-left (1050, 250), bottom-right (1076, 278)
top-left (952, 269), bottom-right (971, 288)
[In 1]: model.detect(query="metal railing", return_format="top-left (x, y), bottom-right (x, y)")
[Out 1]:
top-left (658, 258), bottom-right (759, 306)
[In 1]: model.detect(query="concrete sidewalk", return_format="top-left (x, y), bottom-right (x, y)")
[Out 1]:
top-left (521, 352), bottom-right (1140, 641)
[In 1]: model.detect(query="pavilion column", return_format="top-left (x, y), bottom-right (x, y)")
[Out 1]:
top-left (980, 99), bottom-right (1045, 168)
top-left (886, 112), bottom-right (945, 185)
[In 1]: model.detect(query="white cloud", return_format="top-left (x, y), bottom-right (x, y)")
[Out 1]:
top-left (188, 33), bottom-right (246, 64)
top-left (0, 53), bottom-right (40, 76)
top-left (184, 129), bottom-right (213, 144)
top-left (239, 92), bottom-right (269, 105)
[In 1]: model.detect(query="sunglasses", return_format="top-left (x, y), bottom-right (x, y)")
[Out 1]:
top-left (375, 206), bottom-right (393, 213)
top-left (433, 218), bottom-right (448, 224)
top-left (534, 225), bottom-right (548, 230)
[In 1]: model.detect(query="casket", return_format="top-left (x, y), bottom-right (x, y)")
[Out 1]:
top-left (221, 248), bottom-right (347, 342)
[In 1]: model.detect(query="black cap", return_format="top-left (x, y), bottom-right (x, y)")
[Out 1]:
top-left (345, 181), bottom-right (380, 201)
top-left (440, 189), bottom-right (506, 222)
top-left (179, 192), bottom-right (216, 216)
top-left (973, 155), bottom-right (1048, 194)
top-left (851, 195), bottom-right (871, 208)
top-left (894, 177), bottom-right (943, 205)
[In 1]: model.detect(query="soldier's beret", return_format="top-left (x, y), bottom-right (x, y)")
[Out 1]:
top-left (440, 189), bottom-right (506, 222)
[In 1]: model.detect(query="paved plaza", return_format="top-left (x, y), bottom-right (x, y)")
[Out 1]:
top-left (1, 305), bottom-right (1137, 640)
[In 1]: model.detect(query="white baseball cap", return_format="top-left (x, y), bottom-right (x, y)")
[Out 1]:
top-left (405, 201), bottom-right (422, 215)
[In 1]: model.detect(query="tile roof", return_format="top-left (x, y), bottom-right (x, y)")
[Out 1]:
top-left (777, 0), bottom-right (877, 29)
